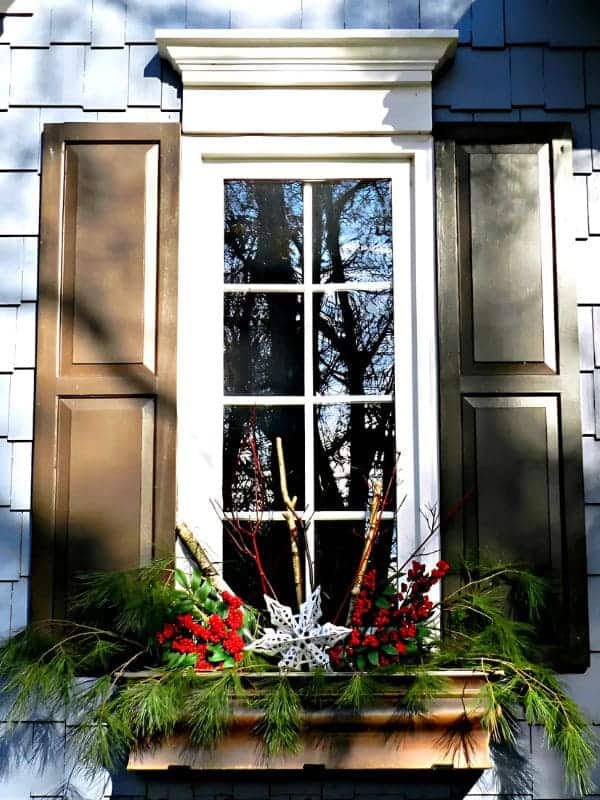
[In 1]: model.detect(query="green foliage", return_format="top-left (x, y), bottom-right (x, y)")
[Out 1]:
top-left (400, 669), bottom-right (450, 717)
top-left (185, 671), bottom-right (238, 747)
top-left (436, 560), bottom-right (597, 796)
top-left (69, 559), bottom-right (175, 647)
top-left (254, 676), bottom-right (301, 757)
top-left (335, 672), bottom-right (378, 712)
top-left (114, 672), bottom-right (187, 741)
top-left (0, 557), bottom-right (595, 796)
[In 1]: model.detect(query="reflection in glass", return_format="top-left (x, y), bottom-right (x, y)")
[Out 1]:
top-left (315, 403), bottom-right (395, 511)
top-left (315, 291), bottom-right (393, 395)
top-left (223, 522), bottom-right (298, 611)
top-left (225, 293), bottom-right (304, 395)
top-left (223, 406), bottom-right (304, 511)
top-left (315, 521), bottom-right (395, 620)
top-left (224, 181), bottom-right (303, 284)
top-left (313, 180), bottom-right (392, 284)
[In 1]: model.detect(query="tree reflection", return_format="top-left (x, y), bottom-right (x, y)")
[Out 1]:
top-left (315, 290), bottom-right (393, 395)
top-left (313, 179), bottom-right (392, 284)
top-left (223, 178), bottom-right (396, 517)
top-left (313, 181), bottom-right (395, 511)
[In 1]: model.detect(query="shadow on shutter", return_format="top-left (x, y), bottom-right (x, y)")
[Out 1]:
top-left (435, 124), bottom-right (589, 672)
top-left (31, 123), bottom-right (179, 621)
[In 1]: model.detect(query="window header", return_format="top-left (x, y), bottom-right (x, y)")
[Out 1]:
top-left (156, 28), bottom-right (458, 135)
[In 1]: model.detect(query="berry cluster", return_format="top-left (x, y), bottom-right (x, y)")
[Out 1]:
top-left (156, 591), bottom-right (245, 671)
top-left (329, 559), bottom-right (450, 670)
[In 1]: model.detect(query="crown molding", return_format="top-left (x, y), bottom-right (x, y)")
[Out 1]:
top-left (156, 29), bottom-right (458, 88)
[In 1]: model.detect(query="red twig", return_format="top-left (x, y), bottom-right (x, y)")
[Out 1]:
top-left (223, 411), bottom-right (277, 600)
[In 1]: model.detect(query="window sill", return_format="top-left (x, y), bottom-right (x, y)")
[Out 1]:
top-left (127, 671), bottom-right (491, 772)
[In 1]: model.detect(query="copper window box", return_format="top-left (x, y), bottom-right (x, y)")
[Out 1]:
top-left (127, 672), bottom-right (492, 772)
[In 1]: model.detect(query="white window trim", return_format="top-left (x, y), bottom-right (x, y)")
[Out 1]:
top-left (159, 29), bottom-right (457, 583)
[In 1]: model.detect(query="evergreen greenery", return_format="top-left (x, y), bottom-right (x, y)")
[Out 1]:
top-left (0, 560), bottom-right (596, 796)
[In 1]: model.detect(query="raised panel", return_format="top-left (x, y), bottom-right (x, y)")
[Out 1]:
top-left (458, 144), bottom-right (556, 373)
top-left (55, 397), bottom-right (154, 603)
top-left (61, 142), bottom-right (158, 372)
top-left (462, 396), bottom-right (562, 574)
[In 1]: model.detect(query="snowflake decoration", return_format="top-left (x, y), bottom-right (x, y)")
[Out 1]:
top-left (246, 587), bottom-right (351, 672)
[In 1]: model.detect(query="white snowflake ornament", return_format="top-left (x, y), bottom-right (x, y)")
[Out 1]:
top-left (246, 587), bottom-right (351, 672)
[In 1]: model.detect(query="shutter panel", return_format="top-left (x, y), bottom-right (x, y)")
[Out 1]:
top-left (31, 124), bottom-right (179, 620)
top-left (436, 126), bottom-right (589, 671)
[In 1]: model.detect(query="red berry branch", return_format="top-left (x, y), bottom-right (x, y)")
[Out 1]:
top-left (329, 559), bottom-right (451, 670)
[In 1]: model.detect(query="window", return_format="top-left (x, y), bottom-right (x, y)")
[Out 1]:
top-left (178, 156), bottom-right (440, 617)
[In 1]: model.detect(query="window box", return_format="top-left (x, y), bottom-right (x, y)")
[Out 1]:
top-left (127, 671), bottom-right (491, 772)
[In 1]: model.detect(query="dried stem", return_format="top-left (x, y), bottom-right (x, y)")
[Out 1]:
top-left (344, 481), bottom-right (384, 626)
top-left (176, 522), bottom-right (234, 595)
top-left (276, 436), bottom-right (304, 609)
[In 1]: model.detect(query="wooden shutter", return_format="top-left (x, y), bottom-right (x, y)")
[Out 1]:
top-left (436, 124), bottom-right (589, 671)
top-left (31, 124), bottom-right (179, 620)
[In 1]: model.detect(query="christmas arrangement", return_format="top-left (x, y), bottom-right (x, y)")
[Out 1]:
top-left (0, 437), bottom-right (596, 795)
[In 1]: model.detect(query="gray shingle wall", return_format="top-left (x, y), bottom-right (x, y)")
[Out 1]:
top-left (1, 0), bottom-right (600, 797)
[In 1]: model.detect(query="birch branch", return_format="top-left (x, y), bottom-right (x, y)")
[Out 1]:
top-left (276, 436), bottom-right (304, 609)
top-left (176, 522), bottom-right (234, 595)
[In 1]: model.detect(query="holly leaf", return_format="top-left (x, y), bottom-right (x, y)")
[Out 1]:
top-left (383, 583), bottom-right (398, 596)
top-left (165, 652), bottom-right (180, 668)
top-left (222, 657), bottom-right (236, 668)
top-left (175, 568), bottom-right (190, 590)
top-left (367, 649), bottom-right (380, 667)
top-left (356, 653), bottom-right (366, 671)
top-left (194, 580), bottom-right (211, 606)
top-left (375, 597), bottom-right (390, 609)
top-left (382, 644), bottom-right (399, 656)
top-left (208, 646), bottom-right (227, 663)
top-left (416, 623), bottom-right (429, 641)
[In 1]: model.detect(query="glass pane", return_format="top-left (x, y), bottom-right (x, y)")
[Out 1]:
top-left (224, 180), bottom-right (303, 284)
top-left (223, 522), bottom-right (299, 610)
top-left (223, 406), bottom-right (304, 511)
top-left (314, 290), bottom-right (394, 395)
top-left (315, 403), bottom-right (395, 511)
top-left (313, 179), bottom-right (392, 284)
top-left (225, 293), bottom-right (304, 395)
top-left (315, 521), bottom-right (395, 622)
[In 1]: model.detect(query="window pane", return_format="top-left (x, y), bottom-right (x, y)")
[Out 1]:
top-left (315, 520), bottom-right (395, 621)
top-left (313, 180), bottom-right (392, 284)
top-left (223, 521), bottom-right (299, 610)
top-left (223, 406), bottom-right (305, 511)
top-left (314, 290), bottom-right (393, 395)
top-left (225, 293), bottom-right (304, 395)
top-left (224, 180), bottom-right (303, 284)
top-left (315, 403), bottom-right (395, 511)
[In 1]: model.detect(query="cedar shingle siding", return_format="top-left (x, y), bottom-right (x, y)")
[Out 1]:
top-left (1, 1), bottom-right (600, 797)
